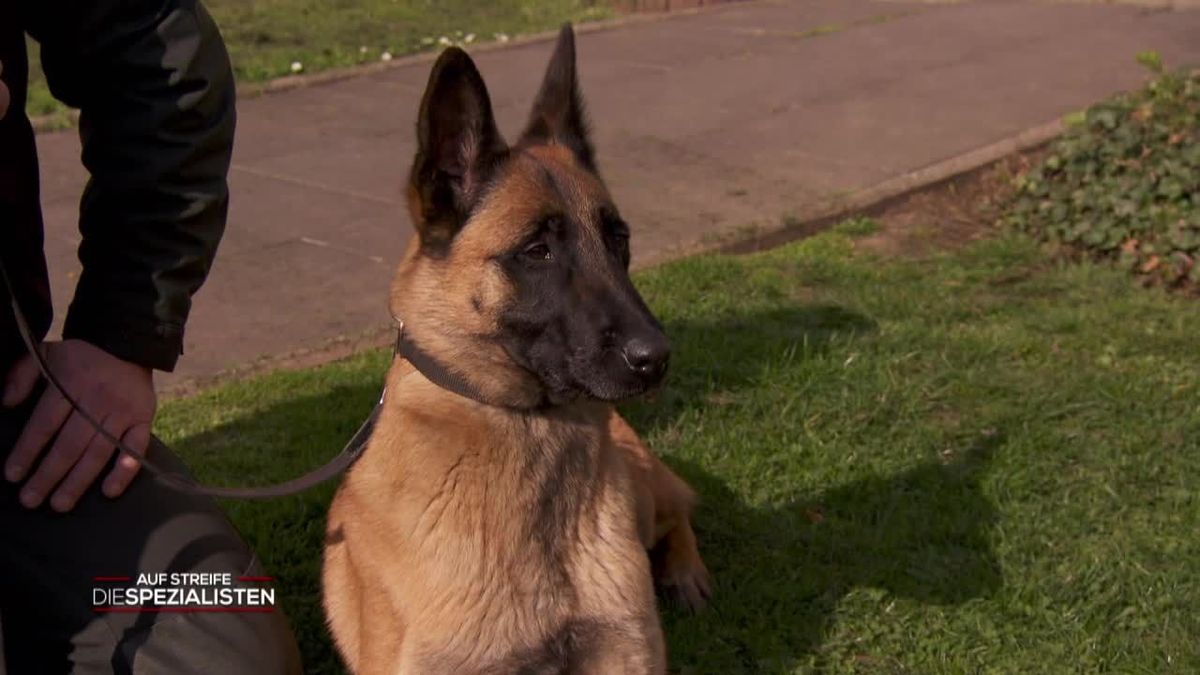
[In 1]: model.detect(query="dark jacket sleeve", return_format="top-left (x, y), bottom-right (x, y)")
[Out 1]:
top-left (25, 0), bottom-right (236, 371)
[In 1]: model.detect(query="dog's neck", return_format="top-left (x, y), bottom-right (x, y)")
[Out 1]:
top-left (382, 357), bottom-right (613, 487)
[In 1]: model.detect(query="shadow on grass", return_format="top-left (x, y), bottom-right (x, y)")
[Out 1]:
top-left (621, 303), bottom-right (1003, 670)
top-left (172, 302), bottom-right (1001, 673)
top-left (623, 303), bottom-right (880, 433)
top-left (661, 437), bottom-right (1002, 671)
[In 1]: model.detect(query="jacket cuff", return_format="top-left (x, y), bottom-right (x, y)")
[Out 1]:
top-left (62, 306), bottom-right (184, 372)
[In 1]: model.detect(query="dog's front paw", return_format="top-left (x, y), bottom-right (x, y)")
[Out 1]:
top-left (654, 544), bottom-right (712, 613)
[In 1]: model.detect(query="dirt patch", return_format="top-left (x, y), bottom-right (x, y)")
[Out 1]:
top-left (853, 149), bottom-right (1047, 257)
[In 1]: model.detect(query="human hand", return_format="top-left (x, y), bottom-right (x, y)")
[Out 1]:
top-left (3, 340), bottom-right (156, 511)
top-left (0, 59), bottom-right (10, 120)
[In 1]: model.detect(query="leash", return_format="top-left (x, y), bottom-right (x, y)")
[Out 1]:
top-left (0, 254), bottom-right (385, 500)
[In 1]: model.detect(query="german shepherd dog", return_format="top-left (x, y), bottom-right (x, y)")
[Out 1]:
top-left (322, 25), bottom-right (711, 674)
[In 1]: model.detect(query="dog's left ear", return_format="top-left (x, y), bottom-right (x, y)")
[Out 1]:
top-left (519, 24), bottom-right (595, 170)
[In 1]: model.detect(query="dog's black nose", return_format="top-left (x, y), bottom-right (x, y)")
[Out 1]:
top-left (622, 334), bottom-right (670, 383)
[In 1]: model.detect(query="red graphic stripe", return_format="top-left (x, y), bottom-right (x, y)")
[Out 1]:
top-left (92, 576), bottom-right (131, 582)
top-left (93, 607), bottom-right (275, 613)
top-left (237, 576), bottom-right (274, 582)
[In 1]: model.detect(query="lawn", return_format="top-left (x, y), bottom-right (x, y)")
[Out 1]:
top-left (24, 0), bottom-right (614, 123)
top-left (157, 222), bottom-right (1200, 673)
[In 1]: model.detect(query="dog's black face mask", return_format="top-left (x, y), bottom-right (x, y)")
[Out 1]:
top-left (494, 196), bottom-right (670, 404)
top-left (404, 26), bottom-right (669, 406)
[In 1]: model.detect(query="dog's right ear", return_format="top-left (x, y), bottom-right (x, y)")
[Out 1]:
top-left (408, 48), bottom-right (507, 253)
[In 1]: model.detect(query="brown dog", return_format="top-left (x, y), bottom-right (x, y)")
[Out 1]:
top-left (322, 25), bottom-right (710, 674)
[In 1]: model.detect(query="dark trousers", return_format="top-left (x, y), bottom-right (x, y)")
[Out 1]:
top-left (0, 392), bottom-right (302, 674)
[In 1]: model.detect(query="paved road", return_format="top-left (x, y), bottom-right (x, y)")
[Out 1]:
top-left (31, 0), bottom-right (1200, 390)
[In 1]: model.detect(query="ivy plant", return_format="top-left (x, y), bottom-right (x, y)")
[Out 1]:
top-left (1004, 53), bottom-right (1200, 286)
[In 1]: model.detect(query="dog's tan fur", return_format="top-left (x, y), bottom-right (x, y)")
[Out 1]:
top-left (322, 29), bottom-right (709, 675)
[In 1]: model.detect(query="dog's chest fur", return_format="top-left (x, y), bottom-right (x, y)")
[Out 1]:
top-left (336, 375), bottom-right (662, 673)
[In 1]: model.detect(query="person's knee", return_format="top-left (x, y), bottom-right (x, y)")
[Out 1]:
top-left (113, 610), bottom-right (302, 674)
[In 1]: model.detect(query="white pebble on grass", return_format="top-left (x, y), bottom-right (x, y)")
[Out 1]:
top-left (289, 61), bottom-right (303, 73)
top-left (437, 36), bottom-right (452, 46)
top-left (464, 33), bottom-right (476, 44)
top-left (380, 51), bottom-right (393, 62)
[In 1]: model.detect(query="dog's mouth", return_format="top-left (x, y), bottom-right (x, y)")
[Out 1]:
top-left (495, 347), bottom-right (665, 405)
top-left (488, 313), bottom-right (671, 406)
top-left (567, 347), bottom-right (670, 403)
top-left (581, 378), bottom-right (665, 404)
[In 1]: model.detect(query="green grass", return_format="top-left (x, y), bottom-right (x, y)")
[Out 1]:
top-left (157, 230), bottom-right (1200, 673)
top-left (25, 0), bottom-right (614, 121)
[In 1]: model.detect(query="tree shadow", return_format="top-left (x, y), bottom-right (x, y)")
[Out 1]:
top-left (621, 303), bottom-right (879, 433)
top-left (662, 435), bottom-right (1003, 672)
top-left (615, 303), bottom-right (1003, 671)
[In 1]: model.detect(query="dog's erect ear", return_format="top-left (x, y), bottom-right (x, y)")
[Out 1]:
top-left (518, 24), bottom-right (595, 170)
top-left (409, 47), bottom-right (507, 252)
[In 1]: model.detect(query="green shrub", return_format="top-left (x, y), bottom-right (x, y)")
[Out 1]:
top-left (1003, 55), bottom-right (1200, 286)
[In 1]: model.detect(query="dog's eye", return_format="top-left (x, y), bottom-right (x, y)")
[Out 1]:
top-left (611, 229), bottom-right (630, 259)
top-left (522, 242), bottom-right (554, 262)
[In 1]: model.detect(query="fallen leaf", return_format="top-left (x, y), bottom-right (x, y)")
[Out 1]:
top-left (804, 506), bottom-right (825, 524)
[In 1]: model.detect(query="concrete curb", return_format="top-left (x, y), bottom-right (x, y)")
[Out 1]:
top-left (158, 116), bottom-right (1066, 398)
top-left (29, 1), bottom-right (758, 134)
top-left (715, 117), bottom-right (1065, 255)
